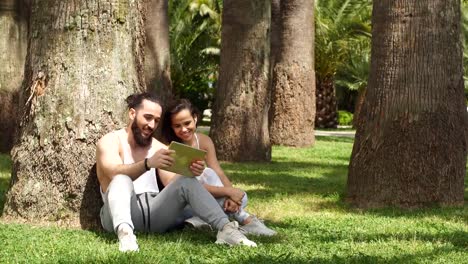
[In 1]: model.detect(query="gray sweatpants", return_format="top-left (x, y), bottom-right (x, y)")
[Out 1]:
top-left (100, 174), bottom-right (230, 233)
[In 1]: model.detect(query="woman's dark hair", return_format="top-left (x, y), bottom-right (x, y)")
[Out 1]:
top-left (125, 92), bottom-right (161, 110)
top-left (161, 99), bottom-right (200, 144)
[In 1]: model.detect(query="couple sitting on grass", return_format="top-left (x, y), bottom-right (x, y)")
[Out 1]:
top-left (96, 92), bottom-right (276, 252)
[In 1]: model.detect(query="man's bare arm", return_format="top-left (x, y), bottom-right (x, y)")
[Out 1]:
top-left (96, 133), bottom-right (147, 182)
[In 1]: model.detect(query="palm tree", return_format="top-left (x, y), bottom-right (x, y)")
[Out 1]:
top-left (348, 0), bottom-right (465, 207)
top-left (462, 0), bottom-right (468, 97)
top-left (335, 38), bottom-right (371, 127)
top-left (314, 0), bottom-right (371, 128)
top-left (169, 0), bottom-right (221, 112)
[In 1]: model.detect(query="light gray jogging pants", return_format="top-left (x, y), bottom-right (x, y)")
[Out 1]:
top-left (100, 174), bottom-right (230, 233)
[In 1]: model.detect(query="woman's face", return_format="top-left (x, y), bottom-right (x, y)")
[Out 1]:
top-left (171, 109), bottom-right (197, 142)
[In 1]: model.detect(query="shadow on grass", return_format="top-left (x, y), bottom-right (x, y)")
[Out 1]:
top-left (223, 160), bottom-right (349, 198)
top-left (273, 218), bottom-right (467, 251)
top-left (240, 249), bottom-right (460, 264)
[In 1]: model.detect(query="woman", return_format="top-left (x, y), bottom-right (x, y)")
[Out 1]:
top-left (161, 99), bottom-right (276, 236)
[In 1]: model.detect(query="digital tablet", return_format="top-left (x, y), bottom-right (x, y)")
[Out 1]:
top-left (164, 141), bottom-right (207, 176)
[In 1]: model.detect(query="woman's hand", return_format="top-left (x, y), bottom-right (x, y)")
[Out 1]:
top-left (189, 160), bottom-right (205, 176)
top-left (227, 187), bottom-right (245, 205)
top-left (223, 198), bottom-right (240, 213)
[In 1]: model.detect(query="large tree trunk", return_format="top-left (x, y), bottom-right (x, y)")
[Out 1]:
top-left (0, 0), bottom-right (28, 153)
top-left (210, 0), bottom-right (271, 161)
top-left (3, 0), bottom-right (146, 228)
top-left (270, 0), bottom-right (280, 67)
top-left (144, 0), bottom-right (172, 103)
top-left (269, 0), bottom-right (315, 147)
top-left (347, 0), bottom-right (466, 208)
top-left (315, 75), bottom-right (338, 128)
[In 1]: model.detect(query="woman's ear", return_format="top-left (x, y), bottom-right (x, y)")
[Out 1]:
top-left (194, 115), bottom-right (198, 125)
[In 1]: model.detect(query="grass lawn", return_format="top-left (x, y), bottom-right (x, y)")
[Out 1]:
top-left (0, 136), bottom-right (467, 263)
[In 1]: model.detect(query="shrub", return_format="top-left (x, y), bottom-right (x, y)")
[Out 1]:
top-left (338, 110), bottom-right (353, 126)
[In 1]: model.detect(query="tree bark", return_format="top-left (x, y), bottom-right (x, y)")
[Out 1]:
top-left (210, 0), bottom-right (271, 161)
top-left (144, 0), bottom-right (172, 103)
top-left (269, 0), bottom-right (315, 147)
top-left (347, 0), bottom-right (466, 208)
top-left (0, 0), bottom-right (28, 153)
top-left (315, 75), bottom-right (338, 128)
top-left (3, 0), bottom-right (146, 228)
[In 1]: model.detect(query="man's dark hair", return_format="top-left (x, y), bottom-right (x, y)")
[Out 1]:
top-left (125, 92), bottom-right (161, 110)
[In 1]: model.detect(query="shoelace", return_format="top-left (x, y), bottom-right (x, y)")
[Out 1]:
top-left (227, 225), bottom-right (248, 241)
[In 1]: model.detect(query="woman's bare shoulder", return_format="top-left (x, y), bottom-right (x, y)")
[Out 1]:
top-left (197, 132), bottom-right (214, 150)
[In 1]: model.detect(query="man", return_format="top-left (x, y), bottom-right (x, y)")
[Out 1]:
top-left (96, 92), bottom-right (256, 252)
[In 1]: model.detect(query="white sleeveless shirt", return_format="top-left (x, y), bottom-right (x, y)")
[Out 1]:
top-left (116, 129), bottom-right (160, 194)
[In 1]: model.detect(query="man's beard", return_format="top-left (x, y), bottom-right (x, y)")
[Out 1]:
top-left (131, 119), bottom-right (153, 147)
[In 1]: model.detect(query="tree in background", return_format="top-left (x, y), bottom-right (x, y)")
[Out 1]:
top-left (210, 0), bottom-right (271, 161)
top-left (169, 0), bottom-right (221, 113)
top-left (462, 0), bottom-right (468, 98)
top-left (145, 0), bottom-right (172, 103)
top-left (3, 0), bottom-right (147, 228)
top-left (269, 0), bottom-right (315, 147)
top-left (0, 0), bottom-right (28, 153)
top-left (347, 0), bottom-right (466, 207)
top-left (314, 0), bottom-right (371, 128)
top-left (335, 38), bottom-right (371, 127)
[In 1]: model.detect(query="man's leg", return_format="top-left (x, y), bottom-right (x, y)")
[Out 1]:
top-left (147, 176), bottom-right (229, 233)
top-left (147, 176), bottom-right (256, 246)
top-left (100, 174), bottom-right (143, 252)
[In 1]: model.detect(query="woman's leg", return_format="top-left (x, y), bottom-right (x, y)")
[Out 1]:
top-left (147, 176), bottom-right (230, 233)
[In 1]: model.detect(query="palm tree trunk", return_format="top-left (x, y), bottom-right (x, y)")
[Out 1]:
top-left (269, 0), bottom-right (315, 147)
top-left (144, 0), bottom-right (172, 102)
top-left (0, 0), bottom-right (27, 152)
top-left (315, 76), bottom-right (338, 128)
top-left (210, 0), bottom-right (271, 161)
top-left (347, 0), bottom-right (465, 208)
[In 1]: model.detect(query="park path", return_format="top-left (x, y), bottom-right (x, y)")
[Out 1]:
top-left (197, 126), bottom-right (355, 138)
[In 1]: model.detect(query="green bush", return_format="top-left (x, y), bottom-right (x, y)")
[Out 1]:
top-left (338, 110), bottom-right (353, 126)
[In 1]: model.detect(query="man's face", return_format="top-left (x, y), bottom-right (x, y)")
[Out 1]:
top-left (130, 99), bottom-right (162, 147)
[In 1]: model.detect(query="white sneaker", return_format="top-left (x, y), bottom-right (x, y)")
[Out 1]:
top-left (240, 216), bottom-right (277, 236)
top-left (216, 221), bottom-right (257, 247)
top-left (185, 216), bottom-right (213, 231)
top-left (117, 224), bottom-right (139, 252)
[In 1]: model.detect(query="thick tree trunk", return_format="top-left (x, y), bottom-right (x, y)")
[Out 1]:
top-left (3, 0), bottom-right (146, 228)
top-left (315, 76), bottom-right (338, 128)
top-left (347, 0), bottom-right (466, 208)
top-left (210, 0), bottom-right (271, 161)
top-left (269, 0), bottom-right (280, 68)
top-left (144, 0), bottom-right (172, 103)
top-left (0, 0), bottom-right (27, 153)
top-left (269, 0), bottom-right (315, 147)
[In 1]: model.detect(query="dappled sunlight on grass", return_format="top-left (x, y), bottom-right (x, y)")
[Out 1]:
top-left (0, 137), bottom-right (467, 263)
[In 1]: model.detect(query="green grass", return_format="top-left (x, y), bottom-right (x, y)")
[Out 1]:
top-left (0, 137), bottom-right (467, 263)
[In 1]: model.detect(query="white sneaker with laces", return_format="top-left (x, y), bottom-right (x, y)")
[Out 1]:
top-left (117, 224), bottom-right (139, 252)
top-left (240, 216), bottom-right (277, 236)
top-left (216, 221), bottom-right (257, 247)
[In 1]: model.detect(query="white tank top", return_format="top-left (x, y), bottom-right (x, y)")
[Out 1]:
top-left (117, 129), bottom-right (159, 194)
